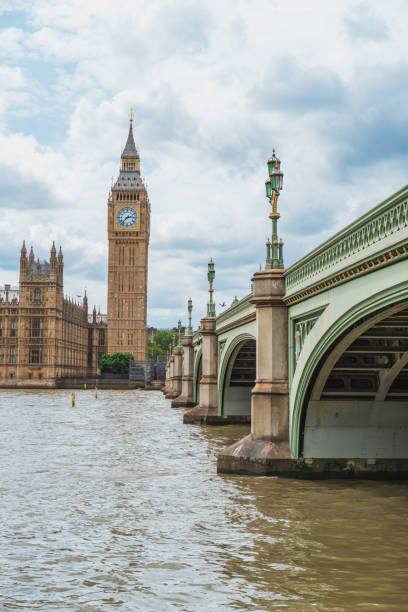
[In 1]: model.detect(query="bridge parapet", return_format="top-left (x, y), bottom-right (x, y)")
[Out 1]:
top-left (215, 294), bottom-right (253, 335)
top-left (192, 328), bottom-right (201, 345)
top-left (284, 185), bottom-right (408, 304)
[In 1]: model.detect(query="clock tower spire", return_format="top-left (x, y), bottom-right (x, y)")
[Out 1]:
top-left (107, 113), bottom-right (150, 361)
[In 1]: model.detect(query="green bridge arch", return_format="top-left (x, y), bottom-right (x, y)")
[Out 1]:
top-left (290, 269), bottom-right (408, 458)
top-left (218, 332), bottom-right (256, 416)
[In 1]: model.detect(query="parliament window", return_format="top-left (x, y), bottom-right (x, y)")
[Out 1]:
top-left (31, 318), bottom-right (43, 337)
top-left (10, 319), bottom-right (16, 337)
top-left (33, 289), bottom-right (42, 304)
top-left (30, 347), bottom-right (42, 364)
top-left (0, 347), bottom-right (2, 364)
top-left (10, 346), bottom-right (15, 364)
top-left (0, 318), bottom-right (2, 337)
top-left (98, 330), bottom-right (105, 346)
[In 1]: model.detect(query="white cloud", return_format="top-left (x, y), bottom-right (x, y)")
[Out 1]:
top-left (0, 0), bottom-right (407, 327)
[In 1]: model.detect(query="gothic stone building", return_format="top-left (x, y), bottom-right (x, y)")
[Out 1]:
top-left (0, 242), bottom-right (106, 386)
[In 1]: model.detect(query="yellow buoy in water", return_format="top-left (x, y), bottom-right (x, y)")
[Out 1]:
top-left (95, 387), bottom-right (98, 399)
top-left (84, 383), bottom-right (87, 390)
top-left (72, 391), bottom-right (75, 407)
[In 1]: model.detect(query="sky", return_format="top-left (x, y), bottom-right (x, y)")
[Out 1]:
top-left (0, 0), bottom-right (407, 329)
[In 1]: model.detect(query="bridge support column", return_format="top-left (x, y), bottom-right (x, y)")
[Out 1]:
top-left (251, 269), bottom-right (289, 442)
top-left (217, 269), bottom-right (294, 474)
top-left (172, 334), bottom-right (195, 408)
top-left (164, 355), bottom-right (176, 398)
top-left (184, 317), bottom-right (218, 423)
top-left (162, 360), bottom-right (170, 394)
top-left (166, 347), bottom-right (182, 400)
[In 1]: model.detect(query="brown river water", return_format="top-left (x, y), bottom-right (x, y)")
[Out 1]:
top-left (0, 389), bottom-right (407, 611)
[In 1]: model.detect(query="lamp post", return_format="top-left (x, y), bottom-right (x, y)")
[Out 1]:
top-left (207, 258), bottom-right (216, 317)
top-left (177, 320), bottom-right (182, 346)
top-left (187, 298), bottom-right (193, 335)
top-left (265, 150), bottom-right (284, 269)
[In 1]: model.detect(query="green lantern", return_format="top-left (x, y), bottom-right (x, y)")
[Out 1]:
top-left (271, 168), bottom-right (283, 192)
top-left (267, 150), bottom-right (283, 194)
top-left (207, 258), bottom-right (215, 284)
top-left (267, 150), bottom-right (276, 176)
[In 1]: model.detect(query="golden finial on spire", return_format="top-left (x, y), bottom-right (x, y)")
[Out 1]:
top-left (129, 107), bottom-right (134, 124)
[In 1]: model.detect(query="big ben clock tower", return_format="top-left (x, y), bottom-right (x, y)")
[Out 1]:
top-left (107, 112), bottom-right (150, 360)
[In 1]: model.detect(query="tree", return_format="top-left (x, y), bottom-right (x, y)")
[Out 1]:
top-left (148, 330), bottom-right (178, 358)
top-left (147, 340), bottom-right (163, 359)
top-left (99, 352), bottom-right (134, 375)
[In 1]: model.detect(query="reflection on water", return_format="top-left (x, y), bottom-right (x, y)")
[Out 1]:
top-left (0, 389), bottom-right (407, 611)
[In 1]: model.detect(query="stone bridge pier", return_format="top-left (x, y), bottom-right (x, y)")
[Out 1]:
top-left (184, 315), bottom-right (218, 423)
top-left (172, 332), bottom-right (196, 408)
top-left (164, 354), bottom-right (176, 399)
top-left (218, 268), bottom-right (293, 472)
top-left (169, 345), bottom-right (183, 400)
top-left (163, 361), bottom-right (170, 394)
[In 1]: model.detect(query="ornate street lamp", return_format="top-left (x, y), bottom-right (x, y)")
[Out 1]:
top-left (265, 149), bottom-right (284, 269)
top-left (177, 319), bottom-right (182, 346)
top-left (207, 258), bottom-right (216, 317)
top-left (187, 297), bottom-right (193, 335)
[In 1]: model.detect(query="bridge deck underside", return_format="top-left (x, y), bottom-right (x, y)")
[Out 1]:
top-left (222, 340), bottom-right (255, 416)
top-left (304, 306), bottom-right (408, 458)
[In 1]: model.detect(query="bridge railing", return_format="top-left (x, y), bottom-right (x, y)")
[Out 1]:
top-left (215, 294), bottom-right (253, 332)
top-left (284, 185), bottom-right (408, 301)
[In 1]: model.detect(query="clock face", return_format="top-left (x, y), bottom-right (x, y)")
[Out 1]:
top-left (117, 207), bottom-right (138, 228)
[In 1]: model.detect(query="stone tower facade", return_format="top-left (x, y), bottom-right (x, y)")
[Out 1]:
top-left (107, 117), bottom-right (150, 361)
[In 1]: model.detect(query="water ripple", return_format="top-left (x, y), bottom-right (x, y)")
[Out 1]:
top-left (0, 389), bottom-right (407, 611)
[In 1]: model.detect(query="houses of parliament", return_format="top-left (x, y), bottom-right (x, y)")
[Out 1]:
top-left (0, 116), bottom-right (150, 386)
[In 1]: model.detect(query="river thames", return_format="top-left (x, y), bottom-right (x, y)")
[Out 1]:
top-left (0, 389), bottom-right (407, 611)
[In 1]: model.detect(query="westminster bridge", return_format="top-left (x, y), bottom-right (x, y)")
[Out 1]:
top-left (163, 177), bottom-right (408, 478)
